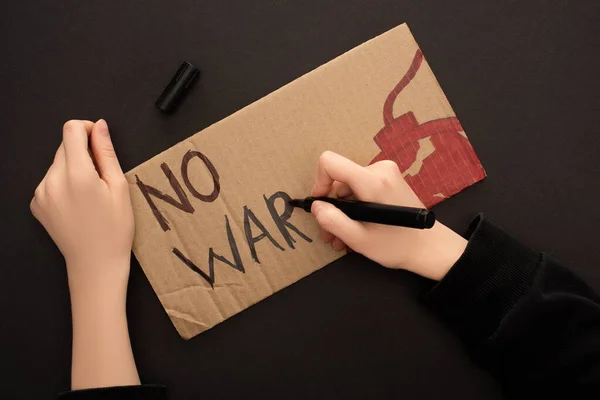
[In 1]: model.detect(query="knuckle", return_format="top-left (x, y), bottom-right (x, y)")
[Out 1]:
top-left (381, 160), bottom-right (400, 173)
top-left (63, 120), bottom-right (78, 133)
top-left (30, 197), bottom-right (44, 219)
top-left (44, 175), bottom-right (61, 197)
top-left (113, 176), bottom-right (129, 191)
top-left (30, 194), bottom-right (46, 219)
top-left (374, 164), bottom-right (401, 189)
top-left (34, 184), bottom-right (44, 199)
top-left (30, 204), bottom-right (40, 221)
top-left (371, 175), bottom-right (388, 192)
top-left (378, 174), bottom-right (392, 187)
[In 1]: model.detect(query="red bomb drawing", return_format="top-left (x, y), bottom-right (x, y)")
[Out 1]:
top-left (369, 49), bottom-right (486, 208)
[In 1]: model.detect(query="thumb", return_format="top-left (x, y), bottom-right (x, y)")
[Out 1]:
top-left (90, 119), bottom-right (123, 183)
top-left (312, 201), bottom-right (367, 250)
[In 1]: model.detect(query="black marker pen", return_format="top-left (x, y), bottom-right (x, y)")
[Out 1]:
top-left (289, 196), bottom-right (435, 229)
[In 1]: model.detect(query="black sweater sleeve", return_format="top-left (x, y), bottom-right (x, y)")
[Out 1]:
top-left (424, 215), bottom-right (600, 398)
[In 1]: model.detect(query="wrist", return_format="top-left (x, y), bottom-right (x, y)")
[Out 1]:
top-left (66, 256), bottom-right (131, 307)
top-left (404, 222), bottom-right (467, 280)
top-left (69, 272), bottom-right (138, 390)
top-left (68, 259), bottom-right (129, 342)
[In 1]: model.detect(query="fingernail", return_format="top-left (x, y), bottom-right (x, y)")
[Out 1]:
top-left (97, 119), bottom-right (109, 136)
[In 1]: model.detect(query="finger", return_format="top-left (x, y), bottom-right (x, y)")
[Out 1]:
top-left (320, 182), bottom-right (348, 244)
top-left (90, 119), bottom-right (124, 184)
top-left (37, 122), bottom-right (90, 195)
top-left (332, 181), bottom-right (353, 199)
top-left (79, 120), bottom-right (98, 171)
top-left (312, 151), bottom-right (373, 197)
top-left (81, 120), bottom-right (95, 132)
top-left (332, 237), bottom-right (346, 251)
top-left (321, 229), bottom-right (334, 244)
top-left (311, 201), bottom-right (367, 250)
top-left (55, 121), bottom-right (91, 167)
top-left (63, 120), bottom-right (94, 171)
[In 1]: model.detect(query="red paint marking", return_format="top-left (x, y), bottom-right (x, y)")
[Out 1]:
top-left (369, 49), bottom-right (486, 207)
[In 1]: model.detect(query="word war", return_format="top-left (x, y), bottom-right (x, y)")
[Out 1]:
top-left (134, 149), bottom-right (312, 288)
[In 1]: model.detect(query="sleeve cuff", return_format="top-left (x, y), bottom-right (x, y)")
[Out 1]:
top-left (58, 384), bottom-right (167, 399)
top-left (423, 214), bottom-right (541, 344)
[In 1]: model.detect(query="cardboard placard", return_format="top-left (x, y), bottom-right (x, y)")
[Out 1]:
top-left (126, 24), bottom-right (486, 339)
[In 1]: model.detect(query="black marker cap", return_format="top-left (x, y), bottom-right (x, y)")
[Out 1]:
top-left (156, 61), bottom-right (200, 113)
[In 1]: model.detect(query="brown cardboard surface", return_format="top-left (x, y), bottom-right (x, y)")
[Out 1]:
top-left (125, 23), bottom-right (485, 339)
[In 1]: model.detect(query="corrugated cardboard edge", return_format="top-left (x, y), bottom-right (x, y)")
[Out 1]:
top-left (127, 23), bottom-right (415, 176)
top-left (126, 23), bottom-right (487, 339)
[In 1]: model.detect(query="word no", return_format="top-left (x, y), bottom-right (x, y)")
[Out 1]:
top-left (135, 150), bottom-right (312, 287)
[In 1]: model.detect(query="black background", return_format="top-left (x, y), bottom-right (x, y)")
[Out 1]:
top-left (2, 1), bottom-right (600, 399)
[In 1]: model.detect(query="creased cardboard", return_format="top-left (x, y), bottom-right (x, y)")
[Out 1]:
top-left (125, 23), bottom-right (486, 339)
